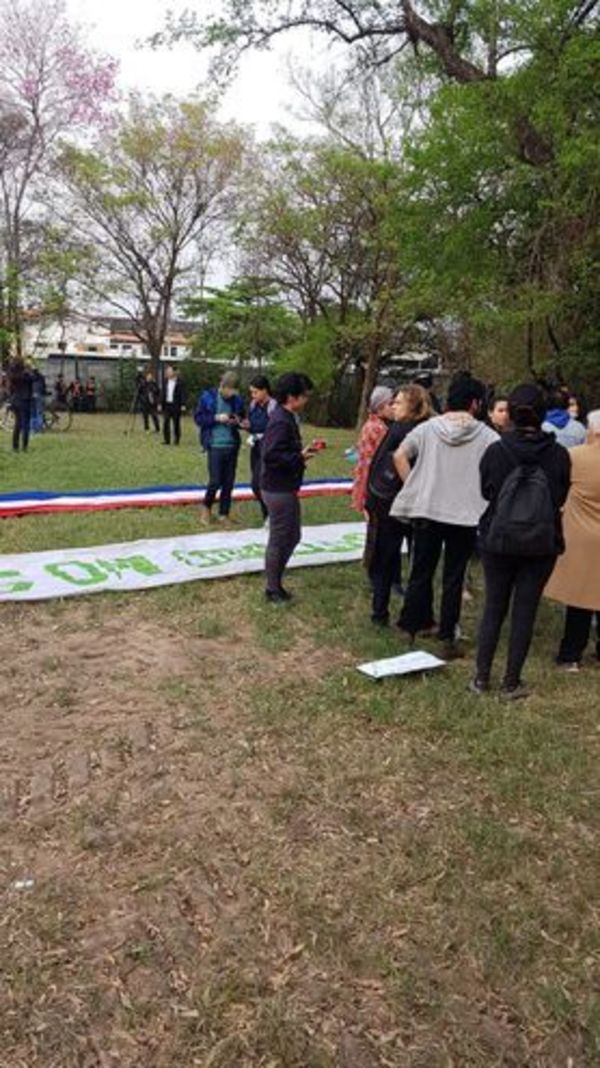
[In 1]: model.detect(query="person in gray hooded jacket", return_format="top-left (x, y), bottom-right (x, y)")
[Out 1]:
top-left (391, 375), bottom-right (497, 656)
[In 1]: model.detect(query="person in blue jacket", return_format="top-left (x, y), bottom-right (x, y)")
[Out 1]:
top-left (195, 371), bottom-right (245, 523)
top-left (247, 375), bottom-right (276, 521)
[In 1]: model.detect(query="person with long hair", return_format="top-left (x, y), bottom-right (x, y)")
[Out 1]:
top-left (391, 375), bottom-right (497, 657)
top-left (365, 384), bottom-right (433, 624)
top-left (473, 384), bottom-right (571, 699)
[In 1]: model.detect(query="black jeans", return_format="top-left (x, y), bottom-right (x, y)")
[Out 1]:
top-left (250, 443), bottom-right (268, 520)
top-left (12, 401), bottom-right (31, 452)
top-left (262, 490), bottom-right (301, 593)
top-left (143, 403), bottom-right (159, 432)
top-left (557, 607), bottom-right (600, 664)
top-left (398, 520), bottom-right (477, 640)
top-left (204, 447), bottom-right (239, 515)
top-left (366, 509), bottom-right (409, 623)
top-left (476, 551), bottom-right (557, 687)
top-left (163, 403), bottom-right (181, 444)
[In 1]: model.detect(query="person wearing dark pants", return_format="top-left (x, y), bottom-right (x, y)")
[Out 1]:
top-left (557, 608), bottom-right (599, 667)
top-left (367, 512), bottom-right (409, 624)
top-left (247, 375), bottom-right (276, 521)
top-left (476, 553), bottom-right (557, 690)
top-left (365, 384), bottom-right (433, 624)
top-left (141, 371), bottom-right (160, 432)
top-left (205, 445), bottom-right (238, 518)
top-left (260, 372), bottom-right (314, 602)
top-left (8, 358), bottom-right (33, 453)
top-left (401, 520), bottom-right (477, 641)
top-left (391, 375), bottom-right (498, 657)
top-left (195, 372), bottom-right (245, 522)
top-left (473, 384), bottom-right (571, 699)
top-left (545, 409), bottom-right (600, 670)
top-left (161, 364), bottom-right (185, 445)
top-left (262, 490), bottom-right (302, 595)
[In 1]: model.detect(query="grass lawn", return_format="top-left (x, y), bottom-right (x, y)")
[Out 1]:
top-left (0, 414), bottom-right (598, 1066)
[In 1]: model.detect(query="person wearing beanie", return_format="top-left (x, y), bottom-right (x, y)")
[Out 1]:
top-left (391, 374), bottom-right (497, 657)
top-left (351, 386), bottom-right (395, 514)
top-left (194, 370), bottom-right (246, 523)
top-left (472, 383), bottom-right (571, 699)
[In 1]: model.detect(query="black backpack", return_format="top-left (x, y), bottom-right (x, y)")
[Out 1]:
top-left (367, 428), bottom-right (403, 506)
top-left (484, 443), bottom-right (556, 556)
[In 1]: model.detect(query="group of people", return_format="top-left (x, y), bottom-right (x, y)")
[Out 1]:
top-left (54, 375), bottom-right (98, 413)
top-left (354, 375), bottom-right (599, 698)
top-left (2, 360), bottom-right (99, 453)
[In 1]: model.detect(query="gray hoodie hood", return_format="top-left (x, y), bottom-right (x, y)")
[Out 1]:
top-left (430, 412), bottom-right (488, 445)
top-left (389, 413), bottom-right (498, 526)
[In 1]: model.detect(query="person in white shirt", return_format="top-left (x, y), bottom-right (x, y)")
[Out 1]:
top-left (161, 365), bottom-right (185, 445)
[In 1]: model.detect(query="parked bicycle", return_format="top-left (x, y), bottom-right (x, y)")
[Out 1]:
top-left (0, 399), bottom-right (73, 433)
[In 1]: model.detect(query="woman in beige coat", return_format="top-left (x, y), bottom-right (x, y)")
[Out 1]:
top-left (545, 409), bottom-right (600, 669)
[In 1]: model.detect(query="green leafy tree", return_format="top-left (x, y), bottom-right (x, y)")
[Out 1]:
top-left (185, 276), bottom-right (301, 369)
top-left (238, 134), bottom-right (413, 423)
top-left (59, 95), bottom-right (245, 376)
top-left (398, 22), bottom-right (599, 387)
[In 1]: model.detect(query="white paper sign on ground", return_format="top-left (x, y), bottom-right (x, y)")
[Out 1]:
top-left (0, 522), bottom-right (365, 603)
top-left (357, 651), bottom-right (446, 680)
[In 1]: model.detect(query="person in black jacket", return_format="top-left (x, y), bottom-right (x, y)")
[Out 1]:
top-left (161, 365), bottom-right (185, 445)
top-left (365, 384), bottom-right (433, 624)
top-left (8, 358), bottom-right (34, 452)
top-left (260, 372), bottom-right (315, 603)
top-left (472, 384), bottom-right (571, 700)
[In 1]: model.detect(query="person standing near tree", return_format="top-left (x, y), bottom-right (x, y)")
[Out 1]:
top-left (351, 387), bottom-right (395, 514)
top-left (8, 358), bottom-right (34, 453)
top-left (365, 384), bottom-right (433, 625)
top-left (391, 375), bottom-right (498, 657)
top-left (246, 375), bottom-right (276, 521)
top-left (545, 409), bottom-right (600, 671)
top-left (141, 370), bottom-right (160, 433)
top-left (261, 372), bottom-right (315, 602)
top-left (196, 371), bottom-right (245, 523)
top-left (161, 364), bottom-right (185, 446)
top-left (472, 384), bottom-right (571, 698)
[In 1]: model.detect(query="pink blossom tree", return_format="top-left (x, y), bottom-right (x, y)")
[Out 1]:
top-left (0, 0), bottom-right (117, 359)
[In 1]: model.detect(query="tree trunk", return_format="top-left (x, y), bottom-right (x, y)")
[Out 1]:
top-left (356, 340), bottom-right (382, 429)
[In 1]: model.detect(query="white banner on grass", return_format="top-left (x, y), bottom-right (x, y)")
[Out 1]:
top-left (0, 522), bottom-right (365, 602)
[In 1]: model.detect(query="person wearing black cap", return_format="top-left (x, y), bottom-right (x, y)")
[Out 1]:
top-left (472, 384), bottom-right (571, 699)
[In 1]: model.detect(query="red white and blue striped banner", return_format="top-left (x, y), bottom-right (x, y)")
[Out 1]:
top-left (0, 478), bottom-right (353, 519)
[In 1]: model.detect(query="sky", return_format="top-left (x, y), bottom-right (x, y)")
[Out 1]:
top-left (66, 0), bottom-right (326, 138)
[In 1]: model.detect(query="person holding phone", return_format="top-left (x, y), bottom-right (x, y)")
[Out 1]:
top-left (195, 371), bottom-right (245, 523)
top-left (260, 372), bottom-right (315, 602)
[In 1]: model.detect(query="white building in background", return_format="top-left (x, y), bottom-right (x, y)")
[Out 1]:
top-left (23, 311), bottom-right (199, 383)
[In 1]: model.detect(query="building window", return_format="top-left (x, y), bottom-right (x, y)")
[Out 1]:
top-left (170, 346), bottom-right (178, 357)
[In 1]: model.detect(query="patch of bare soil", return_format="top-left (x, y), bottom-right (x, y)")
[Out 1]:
top-left (0, 600), bottom-right (587, 1067)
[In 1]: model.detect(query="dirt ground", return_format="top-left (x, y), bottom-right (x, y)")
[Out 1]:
top-left (1, 595), bottom-right (596, 1068)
